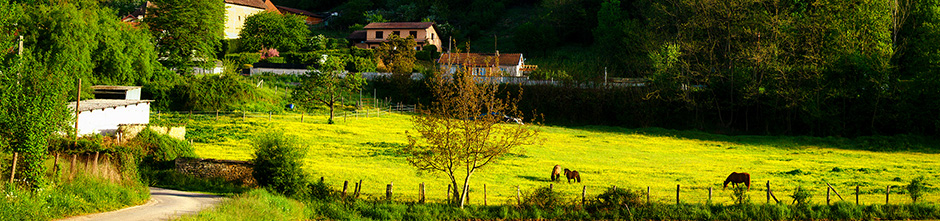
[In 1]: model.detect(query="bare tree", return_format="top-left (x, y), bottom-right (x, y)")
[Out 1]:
top-left (403, 60), bottom-right (540, 208)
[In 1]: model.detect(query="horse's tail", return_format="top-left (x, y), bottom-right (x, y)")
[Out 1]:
top-left (575, 171), bottom-right (581, 183)
top-left (744, 173), bottom-right (751, 189)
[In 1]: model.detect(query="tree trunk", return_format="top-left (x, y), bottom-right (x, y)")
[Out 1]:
top-left (459, 169), bottom-right (475, 208)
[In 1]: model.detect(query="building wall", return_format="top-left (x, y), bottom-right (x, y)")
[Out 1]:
top-left (175, 157), bottom-right (256, 186)
top-left (224, 4), bottom-right (266, 39)
top-left (76, 103), bottom-right (151, 136)
top-left (364, 27), bottom-right (442, 51)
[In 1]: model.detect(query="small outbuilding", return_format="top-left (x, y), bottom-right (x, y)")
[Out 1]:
top-left (68, 86), bottom-right (153, 136)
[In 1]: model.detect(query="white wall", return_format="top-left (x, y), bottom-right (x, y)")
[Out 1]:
top-left (76, 102), bottom-right (151, 136)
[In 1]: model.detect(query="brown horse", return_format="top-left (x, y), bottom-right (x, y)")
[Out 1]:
top-left (551, 165), bottom-right (563, 181)
top-left (723, 172), bottom-right (751, 190)
top-left (564, 168), bottom-right (581, 183)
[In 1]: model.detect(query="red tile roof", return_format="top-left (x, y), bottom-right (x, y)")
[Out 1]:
top-left (348, 30), bottom-right (367, 40)
top-left (437, 53), bottom-right (523, 66)
top-left (364, 22), bottom-right (434, 29)
top-left (224, 0), bottom-right (267, 9)
top-left (276, 6), bottom-right (323, 18)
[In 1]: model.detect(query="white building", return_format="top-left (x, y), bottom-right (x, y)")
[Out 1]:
top-left (68, 86), bottom-right (153, 136)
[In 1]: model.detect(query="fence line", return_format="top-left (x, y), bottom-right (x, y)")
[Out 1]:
top-left (312, 179), bottom-right (931, 206)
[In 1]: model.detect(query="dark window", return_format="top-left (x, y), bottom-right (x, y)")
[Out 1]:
top-left (431, 33), bottom-right (435, 39)
top-left (392, 31), bottom-right (400, 36)
top-left (409, 31), bottom-right (418, 37)
top-left (375, 31), bottom-right (383, 39)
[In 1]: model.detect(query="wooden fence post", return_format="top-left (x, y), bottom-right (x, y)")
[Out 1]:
top-left (52, 152), bottom-right (60, 175)
top-left (420, 183), bottom-right (426, 204)
top-left (320, 177), bottom-right (324, 183)
top-left (549, 183), bottom-right (553, 191)
top-left (301, 112), bottom-right (304, 123)
top-left (767, 181), bottom-right (771, 203)
top-left (9, 152), bottom-right (17, 184)
top-left (676, 184), bottom-right (680, 205)
top-left (886, 185), bottom-right (890, 204)
top-left (70, 154), bottom-right (76, 178)
top-left (708, 187), bottom-right (713, 204)
top-left (386, 182), bottom-right (393, 201)
top-left (356, 180), bottom-right (362, 198)
top-left (516, 186), bottom-right (521, 205)
top-left (93, 152), bottom-right (99, 176)
top-left (342, 181), bottom-right (349, 197)
top-left (581, 186), bottom-right (587, 207)
top-left (855, 186), bottom-right (860, 205)
top-left (216, 110), bottom-right (219, 120)
top-left (827, 185), bottom-right (831, 205)
top-left (647, 186), bottom-right (651, 204)
top-left (268, 112), bottom-right (272, 120)
top-left (483, 184), bottom-right (487, 206)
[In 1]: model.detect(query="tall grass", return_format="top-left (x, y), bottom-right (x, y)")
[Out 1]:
top-left (0, 174), bottom-right (149, 220)
top-left (174, 189), bottom-right (305, 221)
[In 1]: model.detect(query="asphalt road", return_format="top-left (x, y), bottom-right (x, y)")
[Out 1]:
top-left (58, 187), bottom-right (224, 221)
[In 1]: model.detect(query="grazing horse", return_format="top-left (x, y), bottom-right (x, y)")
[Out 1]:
top-left (551, 165), bottom-right (563, 181)
top-left (723, 172), bottom-right (751, 190)
top-left (564, 169), bottom-right (581, 183)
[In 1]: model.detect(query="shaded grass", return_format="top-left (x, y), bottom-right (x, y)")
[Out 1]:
top-left (166, 111), bottom-right (940, 206)
top-left (174, 188), bottom-right (305, 221)
top-left (0, 175), bottom-right (150, 220)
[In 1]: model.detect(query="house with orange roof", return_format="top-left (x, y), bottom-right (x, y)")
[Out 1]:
top-left (437, 52), bottom-right (528, 77)
top-left (347, 22), bottom-right (442, 52)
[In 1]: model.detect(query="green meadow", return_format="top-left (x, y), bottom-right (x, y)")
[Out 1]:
top-left (155, 111), bottom-right (940, 206)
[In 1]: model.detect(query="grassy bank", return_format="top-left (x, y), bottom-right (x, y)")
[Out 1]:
top-left (159, 111), bottom-right (940, 205)
top-left (0, 175), bottom-right (150, 220)
top-left (175, 188), bottom-right (305, 221)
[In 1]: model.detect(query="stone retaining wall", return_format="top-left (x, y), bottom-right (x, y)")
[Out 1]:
top-left (174, 157), bottom-right (256, 186)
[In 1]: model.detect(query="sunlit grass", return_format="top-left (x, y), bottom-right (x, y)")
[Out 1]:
top-left (161, 111), bottom-right (940, 206)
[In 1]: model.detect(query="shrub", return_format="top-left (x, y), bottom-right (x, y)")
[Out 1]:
top-left (790, 186), bottom-right (812, 206)
top-left (224, 53), bottom-right (262, 66)
top-left (131, 128), bottom-right (195, 162)
top-left (251, 132), bottom-right (308, 198)
top-left (731, 185), bottom-right (749, 205)
top-left (519, 186), bottom-right (566, 209)
top-left (907, 176), bottom-right (926, 202)
top-left (263, 56), bottom-right (285, 64)
top-left (588, 186), bottom-right (644, 213)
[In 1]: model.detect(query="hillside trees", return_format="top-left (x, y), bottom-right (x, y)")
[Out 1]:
top-left (292, 56), bottom-right (366, 124)
top-left (238, 12), bottom-right (310, 53)
top-left (402, 65), bottom-right (540, 208)
top-left (145, 0), bottom-right (225, 70)
top-left (375, 34), bottom-right (417, 75)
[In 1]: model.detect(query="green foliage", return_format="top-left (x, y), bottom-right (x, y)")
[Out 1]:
top-left (176, 189), bottom-right (306, 221)
top-left (251, 132), bottom-right (308, 198)
top-left (181, 74), bottom-right (255, 111)
top-left (224, 52), bottom-right (262, 66)
top-left (731, 185), bottom-right (749, 205)
top-left (588, 186), bottom-right (644, 213)
top-left (519, 187), bottom-right (566, 210)
top-left (238, 12), bottom-right (310, 53)
top-left (790, 186), bottom-right (813, 206)
top-left (145, 0), bottom-right (225, 69)
top-left (131, 128), bottom-right (195, 162)
top-left (907, 176), bottom-right (927, 202)
top-left (292, 56), bottom-right (366, 124)
top-left (140, 165), bottom-right (249, 195)
top-left (0, 174), bottom-right (149, 220)
top-left (375, 35), bottom-right (417, 74)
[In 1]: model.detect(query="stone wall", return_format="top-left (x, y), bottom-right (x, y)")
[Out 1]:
top-left (174, 157), bottom-right (256, 186)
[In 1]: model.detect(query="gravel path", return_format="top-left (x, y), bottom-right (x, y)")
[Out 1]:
top-left (57, 187), bottom-right (223, 221)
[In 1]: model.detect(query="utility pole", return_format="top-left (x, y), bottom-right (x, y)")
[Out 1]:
top-left (18, 35), bottom-right (23, 56)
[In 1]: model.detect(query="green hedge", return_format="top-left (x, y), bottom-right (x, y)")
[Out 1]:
top-left (225, 53), bottom-right (262, 66)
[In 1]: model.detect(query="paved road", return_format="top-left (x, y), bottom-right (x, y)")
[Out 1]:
top-left (58, 187), bottom-right (223, 221)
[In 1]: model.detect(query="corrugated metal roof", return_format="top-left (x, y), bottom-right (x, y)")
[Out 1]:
top-left (90, 85), bottom-right (142, 91)
top-left (438, 53), bottom-right (523, 66)
top-left (67, 99), bottom-right (153, 112)
top-left (364, 22), bottom-right (434, 29)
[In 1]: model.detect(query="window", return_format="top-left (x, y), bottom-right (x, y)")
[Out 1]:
top-left (375, 31), bottom-right (384, 39)
top-left (409, 31), bottom-right (418, 37)
top-left (431, 33), bottom-right (435, 40)
top-left (392, 31), bottom-right (400, 36)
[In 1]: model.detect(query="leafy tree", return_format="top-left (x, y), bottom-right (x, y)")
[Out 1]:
top-left (402, 65), bottom-right (540, 208)
top-left (145, 0), bottom-right (225, 70)
top-left (375, 34), bottom-right (417, 75)
top-left (238, 11), bottom-right (310, 53)
top-left (292, 56), bottom-right (366, 124)
top-left (251, 132), bottom-right (308, 197)
top-left (0, 50), bottom-right (71, 188)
